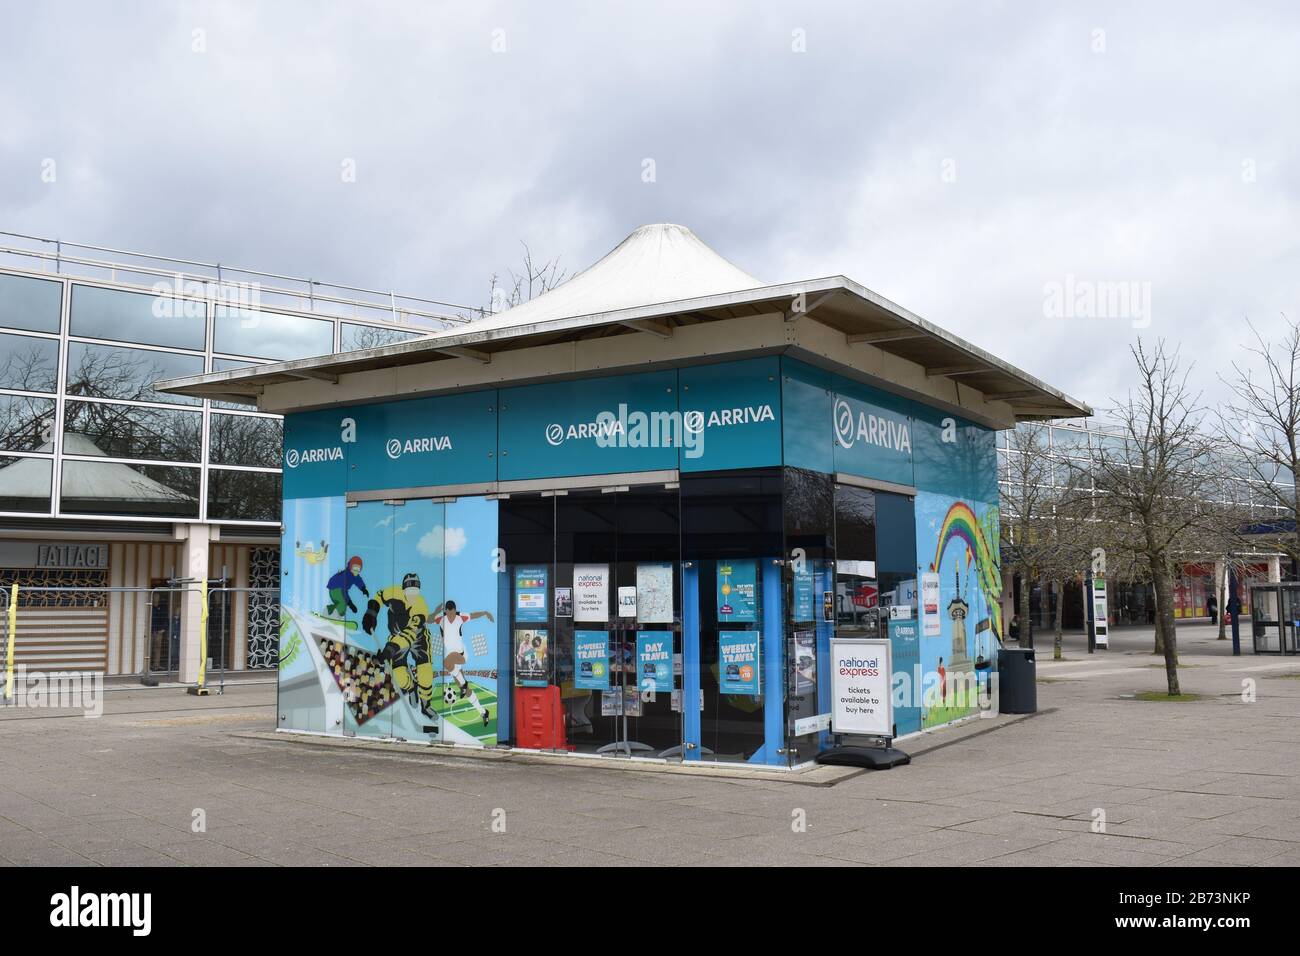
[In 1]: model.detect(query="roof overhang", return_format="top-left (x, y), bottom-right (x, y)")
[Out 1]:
top-left (156, 275), bottom-right (1091, 427)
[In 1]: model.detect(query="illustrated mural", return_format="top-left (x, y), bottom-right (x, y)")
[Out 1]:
top-left (278, 494), bottom-right (500, 746)
top-left (915, 493), bottom-right (1001, 729)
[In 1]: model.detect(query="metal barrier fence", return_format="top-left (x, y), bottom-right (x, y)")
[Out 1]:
top-left (0, 584), bottom-right (281, 702)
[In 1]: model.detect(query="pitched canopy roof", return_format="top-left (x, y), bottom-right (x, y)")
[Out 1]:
top-left (470, 223), bottom-right (763, 331)
top-left (156, 223), bottom-right (1092, 423)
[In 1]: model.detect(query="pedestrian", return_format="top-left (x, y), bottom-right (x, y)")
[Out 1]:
top-left (1206, 593), bottom-right (1218, 624)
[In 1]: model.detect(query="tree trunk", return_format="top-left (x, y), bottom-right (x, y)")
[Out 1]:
top-left (1217, 564), bottom-right (1227, 640)
top-left (1150, 556), bottom-right (1180, 695)
top-left (1018, 568), bottom-right (1033, 648)
top-left (1053, 578), bottom-right (1064, 661)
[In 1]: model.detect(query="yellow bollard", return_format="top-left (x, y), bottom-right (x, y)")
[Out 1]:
top-left (188, 581), bottom-right (210, 697)
top-left (5, 584), bottom-right (15, 702)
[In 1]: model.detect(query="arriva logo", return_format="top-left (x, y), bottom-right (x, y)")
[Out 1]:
top-left (545, 419), bottom-right (625, 446)
top-left (386, 436), bottom-right (453, 459)
top-left (833, 398), bottom-right (911, 453)
top-left (284, 446), bottom-right (343, 468)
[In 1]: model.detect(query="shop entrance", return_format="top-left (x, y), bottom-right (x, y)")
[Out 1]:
top-left (504, 481), bottom-right (682, 757)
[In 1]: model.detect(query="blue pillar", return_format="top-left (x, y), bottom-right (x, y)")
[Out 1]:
top-left (815, 563), bottom-right (834, 749)
top-left (682, 563), bottom-right (701, 760)
top-left (760, 557), bottom-right (785, 765)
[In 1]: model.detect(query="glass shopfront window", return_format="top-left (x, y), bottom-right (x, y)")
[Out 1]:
top-left (0, 332), bottom-right (59, 392)
top-left (65, 342), bottom-right (204, 406)
top-left (213, 309), bottom-right (332, 360)
top-left (784, 467), bottom-right (834, 764)
top-left (70, 284), bottom-right (206, 350)
top-left (681, 469), bottom-right (783, 764)
top-left (0, 273), bottom-right (62, 333)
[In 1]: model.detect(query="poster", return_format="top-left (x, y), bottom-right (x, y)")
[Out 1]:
top-left (573, 563), bottom-right (609, 622)
top-left (636, 561), bottom-right (674, 623)
top-left (921, 571), bottom-right (941, 637)
top-left (555, 587), bottom-right (573, 618)
top-left (717, 559), bottom-right (757, 622)
top-left (513, 628), bottom-right (549, 686)
top-left (719, 630), bottom-right (761, 696)
top-left (793, 628), bottom-right (816, 695)
top-left (793, 565), bottom-right (814, 621)
top-left (574, 630), bottom-right (610, 690)
top-left (515, 566), bottom-right (548, 623)
top-left (618, 586), bottom-right (637, 618)
top-left (601, 688), bottom-right (642, 717)
top-left (830, 637), bottom-right (892, 737)
top-left (635, 631), bottom-right (673, 693)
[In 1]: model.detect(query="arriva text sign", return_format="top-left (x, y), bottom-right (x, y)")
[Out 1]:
top-left (830, 637), bottom-right (893, 737)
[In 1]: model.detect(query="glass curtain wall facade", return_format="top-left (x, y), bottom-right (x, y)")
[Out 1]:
top-left (0, 267), bottom-right (427, 524)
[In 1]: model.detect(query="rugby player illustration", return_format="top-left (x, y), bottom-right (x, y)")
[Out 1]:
top-left (361, 572), bottom-right (437, 721)
top-left (433, 600), bottom-right (494, 726)
top-left (324, 555), bottom-right (368, 618)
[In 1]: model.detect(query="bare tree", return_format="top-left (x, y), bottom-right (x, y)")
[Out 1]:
top-left (488, 241), bottom-right (567, 313)
top-left (1088, 340), bottom-right (1240, 695)
top-left (999, 424), bottom-right (1059, 648)
top-left (1221, 314), bottom-right (1300, 572)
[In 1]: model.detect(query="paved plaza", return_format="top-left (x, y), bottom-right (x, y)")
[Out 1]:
top-left (1, 622), bottom-right (1297, 867)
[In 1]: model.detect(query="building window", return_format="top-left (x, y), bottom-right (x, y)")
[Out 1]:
top-left (207, 413), bottom-right (283, 468)
top-left (0, 332), bottom-right (59, 392)
top-left (70, 284), bottom-right (206, 350)
top-left (206, 468), bottom-right (281, 522)
top-left (65, 341), bottom-right (204, 406)
top-left (0, 454), bottom-right (53, 512)
top-left (59, 459), bottom-right (200, 518)
top-left (340, 322), bottom-right (422, 351)
top-left (212, 309), bottom-right (332, 360)
top-left (0, 395), bottom-right (57, 452)
top-left (0, 273), bottom-right (63, 334)
top-left (63, 400), bottom-right (203, 463)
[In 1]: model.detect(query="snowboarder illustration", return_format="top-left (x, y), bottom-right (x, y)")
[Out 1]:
top-left (325, 555), bottom-right (368, 618)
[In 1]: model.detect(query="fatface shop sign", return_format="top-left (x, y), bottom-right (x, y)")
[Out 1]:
top-left (0, 542), bottom-right (109, 570)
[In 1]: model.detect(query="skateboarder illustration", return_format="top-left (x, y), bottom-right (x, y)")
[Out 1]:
top-left (324, 555), bottom-right (368, 618)
top-left (433, 599), bottom-right (494, 726)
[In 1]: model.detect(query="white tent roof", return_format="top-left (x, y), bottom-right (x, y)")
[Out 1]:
top-left (470, 223), bottom-right (764, 331)
top-left (0, 434), bottom-right (191, 501)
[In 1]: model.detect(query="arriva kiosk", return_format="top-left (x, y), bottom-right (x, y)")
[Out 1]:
top-left (159, 224), bottom-right (1090, 769)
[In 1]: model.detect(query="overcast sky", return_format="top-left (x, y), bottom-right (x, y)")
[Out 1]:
top-left (2, 1), bottom-right (1297, 412)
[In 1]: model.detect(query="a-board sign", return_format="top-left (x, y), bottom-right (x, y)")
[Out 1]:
top-left (829, 636), bottom-right (893, 737)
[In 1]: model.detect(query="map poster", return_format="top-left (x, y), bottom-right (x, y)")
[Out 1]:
top-left (636, 561), bottom-right (674, 623)
top-left (573, 563), bottom-right (609, 622)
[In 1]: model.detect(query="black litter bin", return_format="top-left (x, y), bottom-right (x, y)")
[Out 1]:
top-left (997, 647), bottom-right (1037, 714)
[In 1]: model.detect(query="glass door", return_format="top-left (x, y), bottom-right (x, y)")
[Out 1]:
top-left (550, 484), bottom-right (682, 758)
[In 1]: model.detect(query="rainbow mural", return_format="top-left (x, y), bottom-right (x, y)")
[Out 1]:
top-left (929, 500), bottom-right (1002, 640)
